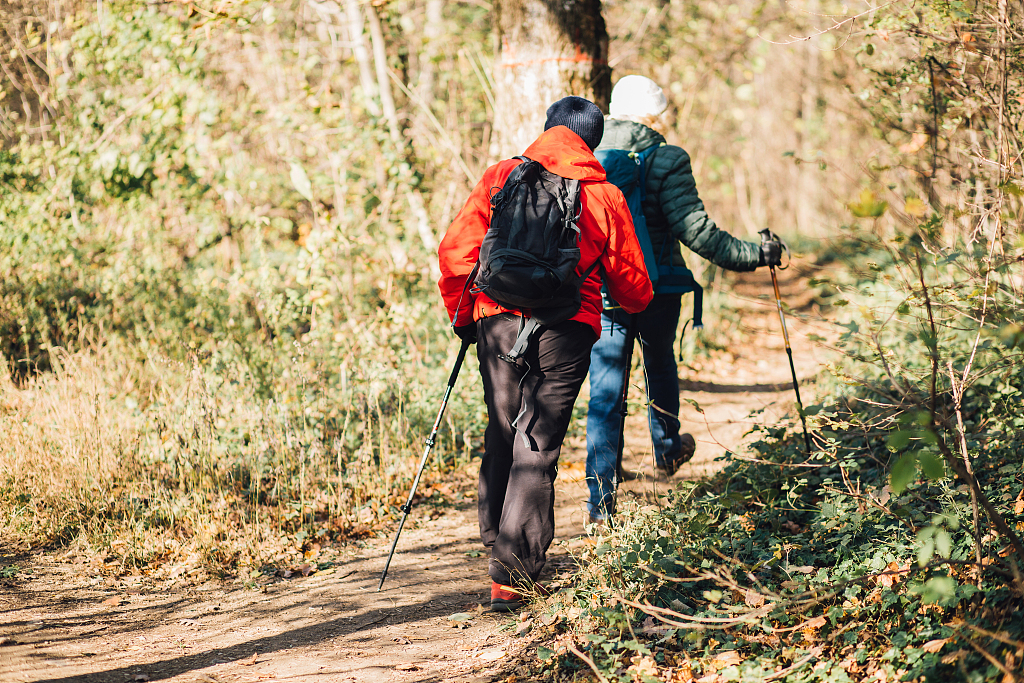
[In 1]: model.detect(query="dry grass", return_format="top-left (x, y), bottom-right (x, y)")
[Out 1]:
top-left (0, 340), bottom-right (473, 580)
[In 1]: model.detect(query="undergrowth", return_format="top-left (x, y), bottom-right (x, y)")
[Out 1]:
top-left (0, 0), bottom-right (490, 579)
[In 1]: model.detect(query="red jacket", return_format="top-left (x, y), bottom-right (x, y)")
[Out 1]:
top-left (438, 126), bottom-right (653, 339)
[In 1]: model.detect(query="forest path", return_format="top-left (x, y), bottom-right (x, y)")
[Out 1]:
top-left (0, 261), bottom-right (829, 683)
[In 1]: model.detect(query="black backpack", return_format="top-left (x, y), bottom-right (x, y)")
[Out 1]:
top-left (465, 156), bottom-right (598, 362)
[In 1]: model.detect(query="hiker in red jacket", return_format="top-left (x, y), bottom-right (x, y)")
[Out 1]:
top-left (438, 97), bottom-right (653, 611)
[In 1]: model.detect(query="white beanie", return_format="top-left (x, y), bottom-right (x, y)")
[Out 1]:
top-left (609, 75), bottom-right (668, 119)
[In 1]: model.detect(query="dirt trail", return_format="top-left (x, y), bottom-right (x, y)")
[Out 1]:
top-left (0, 263), bottom-right (828, 683)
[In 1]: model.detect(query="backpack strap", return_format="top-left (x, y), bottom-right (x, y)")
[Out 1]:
top-left (499, 258), bottom-right (601, 364)
top-left (498, 314), bottom-right (542, 364)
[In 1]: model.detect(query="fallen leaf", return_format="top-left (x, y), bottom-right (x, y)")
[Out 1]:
top-left (540, 612), bottom-right (561, 626)
top-left (134, 675), bottom-right (150, 682)
top-left (447, 612), bottom-right (473, 622)
top-left (297, 564), bottom-right (314, 577)
top-left (708, 650), bottom-right (741, 671)
top-left (239, 652), bottom-right (259, 666)
top-left (1014, 490), bottom-right (1023, 515)
top-left (791, 566), bottom-right (816, 574)
top-left (395, 663), bottom-right (421, 671)
top-left (627, 655), bottom-right (660, 678)
top-left (100, 596), bottom-right (123, 607)
top-left (743, 590), bottom-right (766, 608)
top-left (941, 650), bottom-right (968, 664)
top-left (392, 637), bottom-right (411, 645)
top-left (476, 647), bottom-right (506, 661)
top-left (558, 461), bottom-right (587, 482)
top-left (875, 562), bottom-right (909, 588)
top-left (799, 616), bottom-right (827, 630)
top-left (639, 616), bottom-right (673, 638)
top-left (922, 638), bottom-right (948, 653)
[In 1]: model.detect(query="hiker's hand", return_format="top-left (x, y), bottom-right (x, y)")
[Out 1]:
top-left (453, 323), bottom-right (478, 344)
top-left (759, 239), bottom-right (782, 268)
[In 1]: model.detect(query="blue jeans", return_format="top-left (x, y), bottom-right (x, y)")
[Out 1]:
top-left (585, 295), bottom-right (683, 519)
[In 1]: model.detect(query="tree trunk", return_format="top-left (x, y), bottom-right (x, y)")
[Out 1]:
top-left (492, 0), bottom-right (610, 158)
top-left (365, 4), bottom-right (401, 144)
top-left (344, 0), bottom-right (380, 117)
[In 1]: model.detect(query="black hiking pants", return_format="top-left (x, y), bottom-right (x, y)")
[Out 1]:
top-left (476, 314), bottom-right (595, 587)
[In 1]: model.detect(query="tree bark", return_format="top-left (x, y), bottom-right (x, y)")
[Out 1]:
top-left (493, 0), bottom-right (611, 158)
top-left (344, 0), bottom-right (381, 117)
top-left (365, 4), bottom-right (401, 144)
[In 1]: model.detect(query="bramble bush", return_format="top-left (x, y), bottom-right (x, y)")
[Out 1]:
top-left (528, 0), bottom-right (1024, 680)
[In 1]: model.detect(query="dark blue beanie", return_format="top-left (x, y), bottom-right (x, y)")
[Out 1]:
top-left (543, 96), bottom-right (604, 151)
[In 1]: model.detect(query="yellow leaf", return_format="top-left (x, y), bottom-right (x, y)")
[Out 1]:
top-left (849, 189), bottom-right (888, 218)
top-left (899, 132), bottom-right (929, 154)
top-left (904, 197), bottom-right (929, 217)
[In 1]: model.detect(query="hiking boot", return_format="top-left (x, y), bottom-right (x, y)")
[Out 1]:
top-left (491, 582), bottom-right (524, 612)
top-left (617, 468), bottom-right (639, 482)
top-left (657, 433), bottom-right (696, 476)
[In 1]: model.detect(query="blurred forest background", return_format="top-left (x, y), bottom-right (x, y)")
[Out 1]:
top-left (1, 2), bottom-right (1023, 676)
top-left (0, 0), bottom-right (879, 570)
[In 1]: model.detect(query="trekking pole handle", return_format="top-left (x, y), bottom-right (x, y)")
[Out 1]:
top-left (377, 338), bottom-right (472, 591)
top-left (758, 228), bottom-right (791, 270)
top-left (758, 234), bottom-right (812, 456)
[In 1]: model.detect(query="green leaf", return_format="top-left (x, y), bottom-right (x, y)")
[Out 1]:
top-left (910, 576), bottom-right (956, 604)
top-left (919, 451), bottom-right (945, 480)
top-left (890, 452), bottom-right (918, 494)
top-left (537, 646), bottom-right (554, 662)
top-left (887, 430), bottom-right (911, 450)
top-left (917, 527), bottom-right (936, 567)
top-left (935, 530), bottom-right (952, 558)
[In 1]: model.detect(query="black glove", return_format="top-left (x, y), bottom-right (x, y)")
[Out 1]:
top-left (759, 239), bottom-right (782, 268)
top-left (453, 323), bottom-right (478, 344)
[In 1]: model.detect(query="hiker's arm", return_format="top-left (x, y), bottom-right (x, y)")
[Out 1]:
top-left (655, 146), bottom-right (761, 272)
top-left (598, 192), bottom-right (654, 314)
top-left (438, 170), bottom-right (500, 325)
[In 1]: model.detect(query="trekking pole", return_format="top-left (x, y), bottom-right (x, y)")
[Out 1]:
top-left (759, 229), bottom-right (812, 457)
top-left (615, 314), bottom-right (640, 484)
top-left (378, 337), bottom-right (472, 591)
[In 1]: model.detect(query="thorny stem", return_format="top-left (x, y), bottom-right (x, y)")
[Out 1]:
top-left (566, 641), bottom-right (609, 683)
top-left (916, 255), bottom-right (939, 428)
top-left (948, 362), bottom-right (984, 587)
top-left (629, 556), bottom-right (1018, 632)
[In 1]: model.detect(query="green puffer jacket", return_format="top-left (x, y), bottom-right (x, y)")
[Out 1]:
top-left (596, 118), bottom-right (761, 272)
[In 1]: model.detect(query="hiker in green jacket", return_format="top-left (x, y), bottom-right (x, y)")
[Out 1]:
top-left (585, 75), bottom-right (782, 522)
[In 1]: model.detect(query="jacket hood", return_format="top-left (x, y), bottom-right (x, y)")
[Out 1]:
top-left (596, 118), bottom-right (665, 153)
top-left (522, 126), bottom-right (607, 181)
